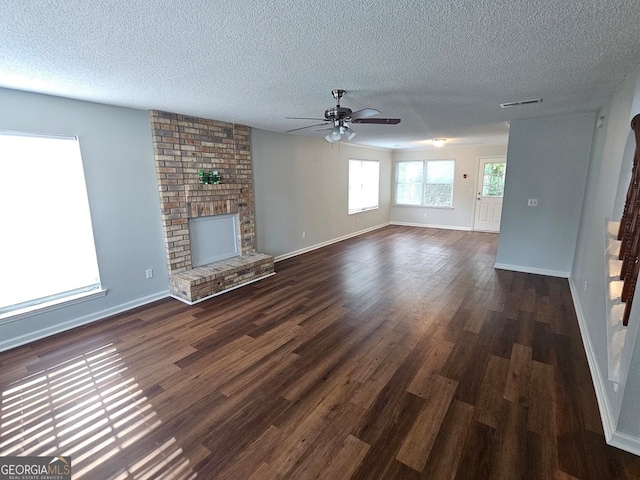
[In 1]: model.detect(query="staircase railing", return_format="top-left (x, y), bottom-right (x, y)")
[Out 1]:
top-left (617, 113), bottom-right (640, 326)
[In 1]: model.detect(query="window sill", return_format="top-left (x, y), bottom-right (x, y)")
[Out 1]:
top-left (0, 288), bottom-right (107, 325)
top-left (393, 204), bottom-right (454, 210)
top-left (348, 207), bottom-right (379, 215)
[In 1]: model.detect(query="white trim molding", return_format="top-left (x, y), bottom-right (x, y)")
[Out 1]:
top-left (0, 291), bottom-right (170, 353)
top-left (493, 262), bottom-right (570, 278)
top-left (610, 431), bottom-right (640, 456)
top-left (390, 221), bottom-right (472, 231)
top-left (568, 276), bottom-right (640, 456)
top-left (275, 223), bottom-right (390, 262)
top-left (569, 277), bottom-right (618, 440)
top-left (0, 288), bottom-right (107, 325)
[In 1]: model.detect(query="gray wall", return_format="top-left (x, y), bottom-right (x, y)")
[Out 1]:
top-left (391, 144), bottom-right (508, 229)
top-left (495, 112), bottom-right (595, 276)
top-left (571, 67), bottom-right (640, 441)
top-left (572, 76), bottom-right (635, 421)
top-left (0, 88), bottom-right (168, 351)
top-left (251, 129), bottom-right (392, 259)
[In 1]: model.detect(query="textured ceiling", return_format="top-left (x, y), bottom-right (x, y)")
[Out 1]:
top-left (1, 0), bottom-right (639, 149)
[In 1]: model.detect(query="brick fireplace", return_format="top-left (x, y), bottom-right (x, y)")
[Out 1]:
top-left (150, 110), bottom-right (274, 304)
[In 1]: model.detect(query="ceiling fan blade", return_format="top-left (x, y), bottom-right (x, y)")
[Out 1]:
top-left (286, 116), bottom-right (327, 121)
top-left (348, 108), bottom-right (380, 120)
top-left (352, 118), bottom-right (401, 125)
top-left (285, 123), bottom-right (329, 133)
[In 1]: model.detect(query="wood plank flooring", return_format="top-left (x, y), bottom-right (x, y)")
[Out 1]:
top-left (1, 226), bottom-right (640, 479)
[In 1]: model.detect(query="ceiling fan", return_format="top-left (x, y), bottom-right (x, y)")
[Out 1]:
top-left (285, 89), bottom-right (401, 143)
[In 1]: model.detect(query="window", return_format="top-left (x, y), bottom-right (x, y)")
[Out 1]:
top-left (395, 160), bottom-right (455, 207)
top-left (395, 161), bottom-right (423, 206)
top-left (0, 131), bottom-right (102, 319)
top-left (348, 159), bottom-right (379, 214)
top-left (481, 162), bottom-right (506, 197)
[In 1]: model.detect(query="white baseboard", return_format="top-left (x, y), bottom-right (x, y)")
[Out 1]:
top-left (390, 221), bottom-right (472, 231)
top-left (493, 262), bottom-right (570, 278)
top-left (610, 431), bottom-right (640, 455)
top-left (0, 291), bottom-right (170, 353)
top-left (568, 277), bottom-right (640, 456)
top-left (568, 277), bottom-right (617, 441)
top-left (274, 223), bottom-right (390, 262)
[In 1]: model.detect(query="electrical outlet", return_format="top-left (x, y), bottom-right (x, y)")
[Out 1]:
top-left (302, 231), bottom-right (306, 239)
top-left (528, 198), bottom-right (538, 207)
top-left (424, 212), bottom-right (428, 218)
top-left (357, 218), bottom-right (360, 224)
top-left (584, 280), bottom-right (588, 291)
top-left (146, 268), bottom-right (153, 279)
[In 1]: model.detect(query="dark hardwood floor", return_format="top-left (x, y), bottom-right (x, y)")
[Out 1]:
top-left (1, 226), bottom-right (639, 479)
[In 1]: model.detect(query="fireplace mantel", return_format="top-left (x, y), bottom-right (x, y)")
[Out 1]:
top-left (185, 183), bottom-right (243, 196)
top-left (185, 183), bottom-right (248, 218)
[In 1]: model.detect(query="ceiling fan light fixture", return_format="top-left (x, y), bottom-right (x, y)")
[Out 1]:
top-left (324, 124), bottom-right (356, 143)
top-left (288, 89), bottom-right (401, 142)
top-left (432, 138), bottom-right (446, 147)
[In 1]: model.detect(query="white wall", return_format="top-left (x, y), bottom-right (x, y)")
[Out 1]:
top-left (572, 75), bottom-right (635, 419)
top-left (0, 88), bottom-right (169, 351)
top-left (495, 112), bottom-right (595, 277)
top-left (390, 144), bottom-right (507, 230)
top-left (570, 67), bottom-right (640, 448)
top-left (251, 129), bottom-right (392, 258)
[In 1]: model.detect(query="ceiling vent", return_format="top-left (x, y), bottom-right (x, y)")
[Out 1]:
top-left (499, 98), bottom-right (542, 108)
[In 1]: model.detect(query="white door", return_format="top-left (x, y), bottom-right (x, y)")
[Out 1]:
top-left (474, 157), bottom-right (506, 232)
